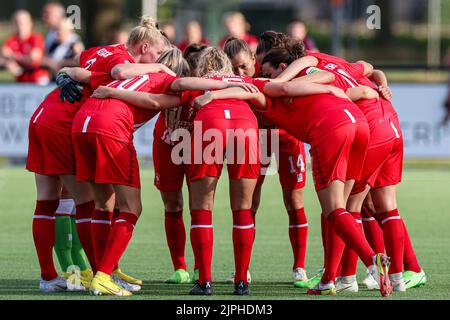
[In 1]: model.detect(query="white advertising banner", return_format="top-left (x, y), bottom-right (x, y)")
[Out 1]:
top-left (0, 83), bottom-right (449, 159)
top-left (390, 84), bottom-right (450, 158)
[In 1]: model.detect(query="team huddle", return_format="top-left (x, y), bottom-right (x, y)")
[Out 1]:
top-left (27, 16), bottom-right (427, 297)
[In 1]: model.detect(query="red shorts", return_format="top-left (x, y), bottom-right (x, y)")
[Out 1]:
top-left (26, 122), bottom-right (75, 175)
top-left (72, 132), bottom-right (140, 188)
top-left (352, 141), bottom-right (394, 194)
top-left (153, 138), bottom-right (189, 192)
top-left (257, 130), bottom-right (306, 190)
top-left (373, 135), bottom-right (403, 189)
top-left (188, 118), bottom-right (260, 181)
top-left (353, 102), bottom-right (403, 192)
top-left (310, 121), bottom-right (370, 192)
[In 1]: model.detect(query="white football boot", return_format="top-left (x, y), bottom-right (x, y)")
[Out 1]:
top-left (336, 275), bottom-right (359, 293)
top-left (112, 274), bottom-right (141, 292)
top-left (361, 268), bottom-right (380, 290)
top-left (390, 273), bottom-right (406, 292)
top-left (39, 276), bottom-right (68, 293)
top-left (292, 268), bottom-right (308, 282)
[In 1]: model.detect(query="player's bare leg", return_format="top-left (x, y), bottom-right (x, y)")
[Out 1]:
top-left (161, 190), bottom-right (190, 284)
top-left (189, 177), bottom-right (218, 295)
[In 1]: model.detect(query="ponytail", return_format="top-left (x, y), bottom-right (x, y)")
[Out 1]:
top-left (127, 15), bottom-right (163, 47)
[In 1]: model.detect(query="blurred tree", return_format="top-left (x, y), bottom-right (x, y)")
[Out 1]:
top-left (375, 0), bottom-right (393, 44)
top-left (82, 0), bottom-right (124, 47)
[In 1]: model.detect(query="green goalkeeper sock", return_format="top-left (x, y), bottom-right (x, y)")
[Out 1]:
top-left (55, 214), bottom-right (74, 273)
top-left (70, 215), bottom-right (88, 271)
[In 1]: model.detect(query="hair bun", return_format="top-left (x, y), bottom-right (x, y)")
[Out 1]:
top-left (140, 15), bottom-right (156, 29)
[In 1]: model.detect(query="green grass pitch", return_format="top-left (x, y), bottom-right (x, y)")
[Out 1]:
top-left (0, 165), bottom-right (449, 300)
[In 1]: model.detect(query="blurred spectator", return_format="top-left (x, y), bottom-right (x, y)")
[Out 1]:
top-left (41, 18), bottom-right (84, 79)
top-left (178, 20), bottom-right (209, 52)
top-left (218, 12), bottom-right (258, 53)
top-left (161, 22), bottom-right (176, 44)
top-left (107, 28), bottom-right (129, 45)
top-left (1, 10), bottom-right (49, 84)
top-left (42, 2), bottom-right (65, 51)
top-left (287, 19), bottom-right (319, 52)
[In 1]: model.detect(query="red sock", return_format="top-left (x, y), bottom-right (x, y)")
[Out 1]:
top-left (321, 213), bottom-right (345, 284)
top-left (165, 210), bottom-right (187, 271)
top-left (288, 208), bottom-right (308, 270)
top-left (252, 210), bottom-right (257, 243)
top-left (321, 213), bottom-right (327, 264)
top-left (232, 210), bottom-right (255, 285)
top-left (75, 201), bottom-right (97, 273)
top-left (112, 208), bottom-right (120, 271)
top-left (377, 209), bottom-right (404, 274)
top-left (362, 207), bottom-right (385, 253)
top-left (91, 209), bottom-right (112, 267)
top-left (33, 200), bottom-right (59, 280)
top-left (98, 212), bottom-right (138, 275)
top-left (328, 208), bottom-right (375, 267)
top-left (401, 219), bottom-right (421, 272)
top-left (340, 212), bottom-right (363, 277)
top-left (190, 210), bottom-right (213, 285)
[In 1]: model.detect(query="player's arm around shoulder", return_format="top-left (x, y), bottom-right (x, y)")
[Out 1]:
top-left (110, 63), bottom-right (176, 79)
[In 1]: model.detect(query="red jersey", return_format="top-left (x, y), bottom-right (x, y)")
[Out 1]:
top-left (153, 98), bottom-right (197, 146)
top-left (3, 33), bottom-right (49, 84)
top-left (185, 75), bottom-right (265, 122)
top-left (72, 72), bottom-right (177, 142)
top-left (253, 81), bottom-right (366, 144)
top-left (31, 44), bottom-right (134, 134)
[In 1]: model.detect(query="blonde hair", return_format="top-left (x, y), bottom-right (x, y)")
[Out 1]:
top-left (127, 15), bottom-right (163, 47)
top-left (196, 47), bottom-right (234, 77)
top-left (156, 48), bottom-right (190, 77)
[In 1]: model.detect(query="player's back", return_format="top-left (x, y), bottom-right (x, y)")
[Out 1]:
top-left (191, 75), bottom-right (256, 122)
top-left (32, 44), bottom-right (134, 134)
top-left (73, 72), bottom-right (177, 142)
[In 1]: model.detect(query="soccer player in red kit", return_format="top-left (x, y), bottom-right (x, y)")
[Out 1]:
top-left (271, 49), bottom-right (401, 292)
top-left (26, 16), bottom-right (170, 292)
top-left (359, 69), bottom-right (426, 290)
top-left (155, 46), bottom-right (208, 285)
top-left (224, 37), bottom-right (314, 283)
top-left (166, 47), bottom-right (265, 296)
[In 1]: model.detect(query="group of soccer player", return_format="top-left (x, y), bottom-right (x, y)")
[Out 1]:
top-left (26, 16), bottom-right (427, 297)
